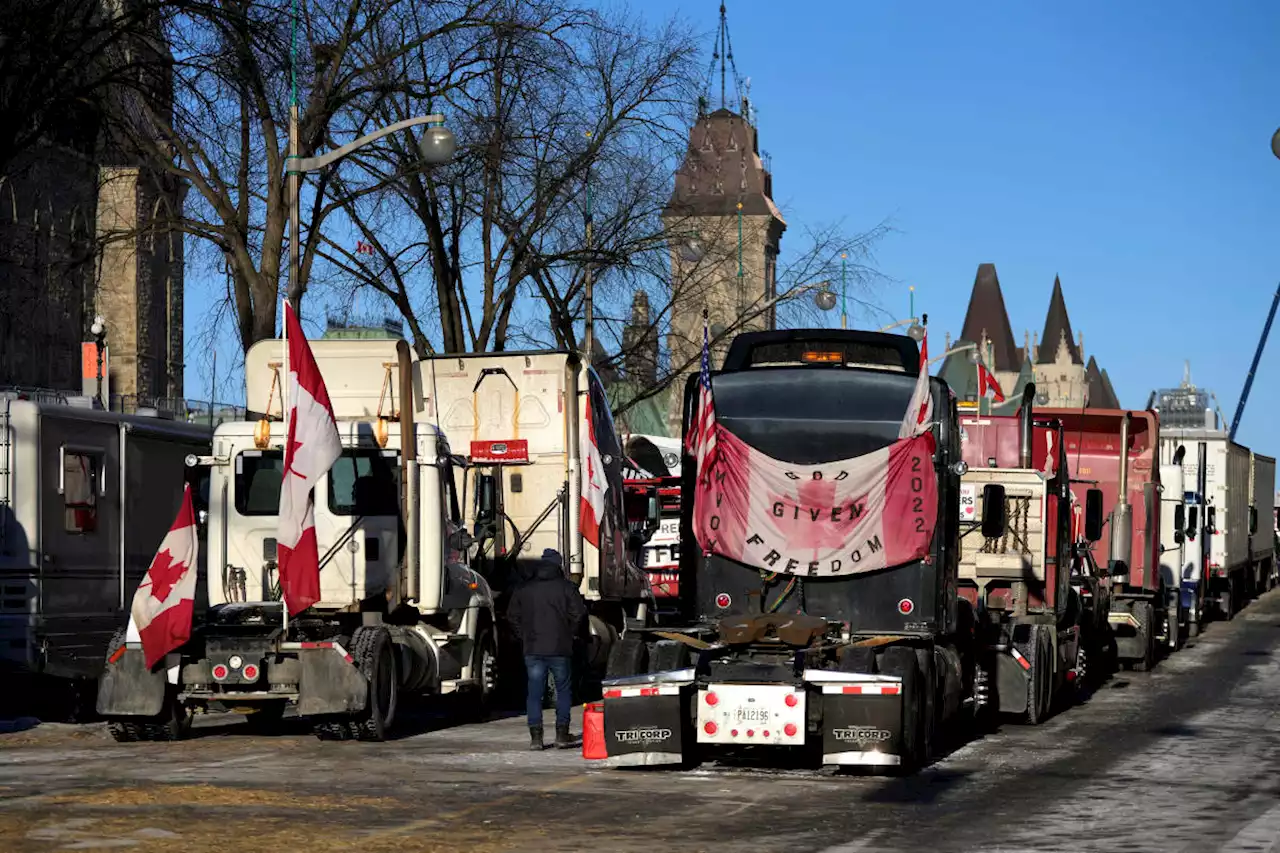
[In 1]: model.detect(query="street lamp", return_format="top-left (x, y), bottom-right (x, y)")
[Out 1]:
top-left (879, 317), bottom-right (926, 342)
top-left (90, 314), bottom-right (107, 409)
top-left (1271, 126), bottom-right (1280, 161)
top-left (927, 341), bottom-right (982, 369)
top-left (285, 114), bottom-right (456, 310)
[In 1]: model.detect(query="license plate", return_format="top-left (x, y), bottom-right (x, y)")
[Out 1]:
top-left (696, 683), bottom-right (806, 746)
top-left (734, 707), bottom-right (770, 723)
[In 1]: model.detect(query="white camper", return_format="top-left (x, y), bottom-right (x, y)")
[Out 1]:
top-left (416, 352), bottom-right (656, 677)
top-left (98, 339), bottom-right (497, 741)
top-left (0, 393), bottom-right (210, 701)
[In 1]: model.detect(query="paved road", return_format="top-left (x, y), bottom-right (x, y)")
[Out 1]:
top-left (5, 591), bottom-right (1280, 852)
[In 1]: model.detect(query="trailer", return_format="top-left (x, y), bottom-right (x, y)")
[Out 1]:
top-left (415, 352), bottom-right (657, 691)
top-left (0, 391), bottom-right (210, 715)
top-left (596, 329), bottom-right (971, 772)
top-left (1249, 453), bottom-right (1275, 594)
top-left (98, 339), bottom-right (499, 741)
top-left (1159, 428), bottom-right (1252, 620)
top-left (1039, 409), bottom-right (1164, 670)
top-left (957, 387), bottom-right (1108, 723)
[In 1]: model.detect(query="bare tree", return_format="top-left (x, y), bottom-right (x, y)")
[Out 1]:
top-left (113, 0), bottom-right (496, 354)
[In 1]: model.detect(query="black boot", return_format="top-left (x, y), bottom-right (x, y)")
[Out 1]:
top-left (529, 725), bottom-right (544, 751)
top-left (555, 723), bottom-right (575, 749)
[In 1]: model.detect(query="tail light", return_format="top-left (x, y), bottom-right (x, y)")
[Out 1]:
top-left (704, 721), bottom-right (718, 735)
top-left (241, 663), bottom-right (260, 681)
top-left (211, 663), bottom-right (229, 681)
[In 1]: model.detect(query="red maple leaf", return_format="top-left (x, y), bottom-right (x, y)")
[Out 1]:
top-left (144, 549), bottom-right (188, 602)
top-left (282, 433), bottom-right (307, 483)
top-left (771, 478), bottom-right (865, 559)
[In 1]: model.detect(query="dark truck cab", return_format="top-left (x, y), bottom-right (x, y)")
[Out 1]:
top-left (599, 329), bottom-right (971, 772)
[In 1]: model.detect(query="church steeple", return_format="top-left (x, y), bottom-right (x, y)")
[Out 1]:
top-left (1038, 275), bottom-right (1082, 365)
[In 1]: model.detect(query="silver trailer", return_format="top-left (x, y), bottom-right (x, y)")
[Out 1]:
top-left (0, 393), bottom-right (210, 697)
top-left (1249, 453), bottom-right (1276, 592)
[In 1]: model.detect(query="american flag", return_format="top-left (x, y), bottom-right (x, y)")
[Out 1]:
top-left (686, 313), bottom-right (718, 474)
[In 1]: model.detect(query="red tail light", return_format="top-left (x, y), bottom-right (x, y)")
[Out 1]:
top-left (704, 721), bottom-right (718, 735)
top-left (784, 723), bottom-right (798, 737)
top-left (704, 692), bottom-right (719, 706)
top-left (242, 664), bottom-right (260, 681)
top-left (211, 664), bottom-right (229, 681)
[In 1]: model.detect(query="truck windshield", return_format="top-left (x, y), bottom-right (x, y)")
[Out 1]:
top-left (328, 449), bottom-right (400, 516)
top-left (712, 366), bottom-right (920, 462)
top-left (235, 450), bottom-right (283, 516)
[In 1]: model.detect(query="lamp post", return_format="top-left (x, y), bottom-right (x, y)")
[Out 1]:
top-left (878, 317), bottom-right (926, 341)
top-left (927, 341), bottom-right (982, 369)
top-left (90, 314), bottom-right (107, 409)
top-left (840, 252), bottom-right (848, 329)
top-left (285, 114), bottom-right (456, 311)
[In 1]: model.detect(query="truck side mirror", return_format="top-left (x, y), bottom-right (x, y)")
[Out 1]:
top-left (1208, 506), bottom-right (1217, 533)
top-left (646, 490), bottom-right (661, 532)
top-left (1187, 506), bottom-right (1198, 540)
top-left (981, 484), bottom-right (1006, 538)
top-left (1084, 488), bottom-right (1105, 543)
top-left (1174, 505), bottom-right (1185, 544)
top-left (1249, 506), bottom-right (1258, 535)
top-left (475, 474), bottom-right (497, 524)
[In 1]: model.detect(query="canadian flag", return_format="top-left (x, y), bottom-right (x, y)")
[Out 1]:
top-left (899, 326), bottom-right (933, 438)
top-left (978, 361), bottom-right (1005, 402)
top-left (580, 398), bottom-right (607, 547)
top-left (278, 301), bottom-right (343, 616)
top-left (128, 484), bottom-right (199, 669)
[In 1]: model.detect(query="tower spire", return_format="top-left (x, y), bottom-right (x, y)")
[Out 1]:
top-left (701, 3), bottom-right (744, 116)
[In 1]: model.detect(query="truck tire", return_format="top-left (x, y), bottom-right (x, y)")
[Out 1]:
top-left (649, 640), bottom-right (692, 674)
top-left (1132, 601), bottom-right (1156, 672)
top-left (1021, 625), bottom-right (1052, 726)
top-left (470, 625), bottom-right (499, 716)
top-left (877, 647), bottom-right (922, 771)
top-left (102, 628), bottom-right (191, 743)
top-left (606, 636), bottom-right (647, 679)
top-left (321, 626), bottom-right (398, 742)
top-left (914, 647), bottom-right (937, 764)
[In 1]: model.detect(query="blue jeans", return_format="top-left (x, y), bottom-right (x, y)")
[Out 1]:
top-left (525, 654), bottom-right (572, 728)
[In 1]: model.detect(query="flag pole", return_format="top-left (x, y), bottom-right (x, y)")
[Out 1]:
top-left (281, 300), bottom-right (290, 635)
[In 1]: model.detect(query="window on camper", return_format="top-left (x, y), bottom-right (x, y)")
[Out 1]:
top-left (235, 450), bottom-right (283, 516)
top-left (328, 449), bottom-right (400, 516)
top-left (63, 452), bottom-right (100, 534)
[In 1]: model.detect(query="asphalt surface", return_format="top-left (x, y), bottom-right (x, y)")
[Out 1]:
top-left (5, 592), bottom-right (1280, 853)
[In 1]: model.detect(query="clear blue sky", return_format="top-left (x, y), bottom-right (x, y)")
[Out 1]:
top-left (186, 0), bottom-right (1280, 452)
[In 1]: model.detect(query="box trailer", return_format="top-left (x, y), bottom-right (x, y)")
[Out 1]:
top-left (1160, 429), bottom-right (1252, 619)
top-left (0, 392), bottom-right (210, 714)
top-left (1249, 453), bottom-right (1276, 593)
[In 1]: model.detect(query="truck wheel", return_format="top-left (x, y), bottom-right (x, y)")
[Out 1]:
top-left (101, 628), bottom-right (192, 743)
top-left (649, 640), bottom-right (692, 674)
top-left (1021, 626), bottom-right (1052, 725)
top-left (914, 647), bottom-right (937, 763)
top-left (348, 626), bottom-right (399, 742)
top-left (1132, 601), bottom-right (1156, 672)
top-left (244, 701), bottom-right (287, 735)
top-left (606, 636), bottom-right (647, 679)
top-left (878, 647), bottom-right (922, 772)
top-left (470, 626), bottom-right (499, 715)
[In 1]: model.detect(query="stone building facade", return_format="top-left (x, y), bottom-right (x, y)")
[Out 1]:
top-left (940, 264), bottom-right (1119, 413)
top-left (0, 0), bottom-right (184, 403)
top-left (660, 102), bottom-right (785, 433)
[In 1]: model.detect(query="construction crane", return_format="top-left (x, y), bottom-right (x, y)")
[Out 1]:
top-left (1228, 282), bottom-right (1280, 442)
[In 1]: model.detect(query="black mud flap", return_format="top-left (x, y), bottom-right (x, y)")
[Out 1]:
top-left (995, 651), bottom-right (1031, 715)
top-left (96, 647), bottom-right (166, 717)
top-left (297, 647), bottom-right (369, 717)
top-left (818, 679), bottom-right (904, 768)
top-left (1109, 608), bottom-right (1145, 661)
top-left (602, 684), bottom-right (691, 767)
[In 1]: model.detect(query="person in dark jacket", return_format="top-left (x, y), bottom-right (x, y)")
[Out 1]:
top-left (506, 548), bottom-right (587, 750)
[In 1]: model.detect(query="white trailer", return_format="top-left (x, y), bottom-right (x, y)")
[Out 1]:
top-left (97, 339), bottom-right (497, 741)
top-left (416, 352), bottom-right (656, 682)
top-left (0, 392), bottom-right (210, 714)
top-left (1249, 453), bottom-right (1276, 592)
top-left (1162, 429), bottom-right (1252, 619)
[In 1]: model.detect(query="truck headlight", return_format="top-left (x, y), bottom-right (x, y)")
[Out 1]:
top-left (951, 461), bottom-right (969, 476)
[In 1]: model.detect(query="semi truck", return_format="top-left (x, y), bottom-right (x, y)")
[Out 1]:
top-left (596, 328), bottom-right (971, 772)
top-left (97, 338), bottom-right (499, 741)
top-left (957, 388), bottom-right (1107, 724)
top-left (1158, 440), bottom-right (1210, 639)
top-left (1040, 409), bottom-right (1164, 671)
top-left (415, 352), bottom-right (657, 690)
top-left (1158, 428), bottom-right (1252, 620)
top-left (0, 390), bottom-right (210, 718)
